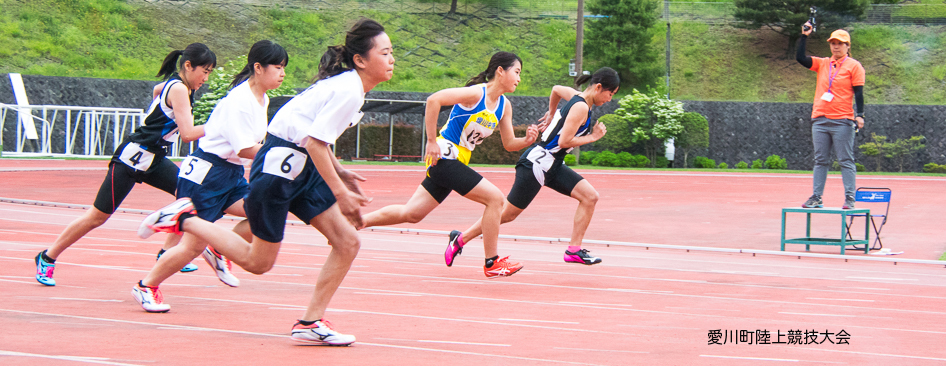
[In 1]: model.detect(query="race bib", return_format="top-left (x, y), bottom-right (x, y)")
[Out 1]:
top-left (526, 147), bottom-right (555, 186)
top-left (118, 142), bottom-right (155, 171)
top-left (178, 156), bottom-right (212, 184)
top-left (820, 92), bottom-right (834, 102)
top-left (262, 147), bottom-right (307, 181)
top-left (437, 138), bottom-right (460, 160)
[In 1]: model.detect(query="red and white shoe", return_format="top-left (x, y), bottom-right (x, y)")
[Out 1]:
top-left (484, 256), bottom-right (523, 278)
top-left (290, 319), bottom-right (356, 346)
top-left (132, 282), bottom-right (171, 313)
top-left (138, 198), bottom-right (195, 239)
top-left (202, 247), bottom-right (239, 287)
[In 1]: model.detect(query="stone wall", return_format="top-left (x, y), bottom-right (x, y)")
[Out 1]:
top-left (5, 74), bottom-right (943, 171)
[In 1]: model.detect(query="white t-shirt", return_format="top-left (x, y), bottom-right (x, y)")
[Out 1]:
top-left (268, 70), bottom-right (365, 148)
top-left (200, 81), bottom-right (269, 164)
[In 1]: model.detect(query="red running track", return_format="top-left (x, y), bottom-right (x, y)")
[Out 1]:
top-left (0, 159), bottom-right (944, 365)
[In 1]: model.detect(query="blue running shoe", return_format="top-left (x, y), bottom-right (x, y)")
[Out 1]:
top-left (157, 249), bottom-right (198, 273)
top-left (35, 250), bottom-right (56, 286)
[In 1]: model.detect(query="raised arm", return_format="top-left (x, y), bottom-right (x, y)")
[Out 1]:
top-left (796, 22), bottom-right (813, 69)
top-left (538, 85), bottom-right (581, 131)
top-left (167, 83), bottom-right (205, 142)
top-left (498, 102), bottom-right (537, 152)
top-left (423, 86), bottom-right (482, 165)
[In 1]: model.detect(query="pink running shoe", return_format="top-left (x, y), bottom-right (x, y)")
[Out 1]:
top-left (444, 230), bottom-right (464, 267)
top-left (564, 248), bottom-right (602, 265)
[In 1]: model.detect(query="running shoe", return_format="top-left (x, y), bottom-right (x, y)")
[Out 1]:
top-left (202, 247), bottom-right (239, 287)
top-left (34, 250), bottom-right (56, 286)
top-left (444, 230), bottom-right (464, 267)
top-left (484, 256), bottom-right (523, 278)
top-left (842, 195), bottom-right (856, 209)
top-left (564, 248), bottom-right (602, 265)
top-left (802, 195), bottom-right (823, 208)
top-left (138, 198), bottom-right (195, 238)
top-left (131, 282), bottom-right (171, 313)
top-left (156, 249), bottom-right (198, 273)
top-left (290, 319), bottom-right (356, 346)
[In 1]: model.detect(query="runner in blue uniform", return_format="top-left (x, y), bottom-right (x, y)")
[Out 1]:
top-left (448, 67), bottom-right (619, 266)
top-left (34, 44), bottom-right (215, 286)
top-left (361, 52), bottom-right (538, 278)
top-left (137, 19), bottom-right (392, 346)
top-left (132, 41), bottom-right (288, 312)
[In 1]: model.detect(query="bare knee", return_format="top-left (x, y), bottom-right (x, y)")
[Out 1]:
top-left (84, 210), bottom-right (111, 227)
top-left (404, 211), bottom-right (426, 224)
top-left (244, 259), bottom-right (275, 275)
top-left (579, 189), bottom-right (599, 206)
top-left (331, 236), bottom-right (361, 261)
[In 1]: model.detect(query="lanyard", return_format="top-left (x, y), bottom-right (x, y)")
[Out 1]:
top-left (826, 56), bottom-right (847, 93)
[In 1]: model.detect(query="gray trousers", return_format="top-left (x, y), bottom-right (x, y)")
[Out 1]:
top-left (811, 117), bottom-right (856, 197)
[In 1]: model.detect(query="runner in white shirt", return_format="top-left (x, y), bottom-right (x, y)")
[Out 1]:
top-left (138, 19), bottom-right (393, 346)
top-left (133, 41), bottom-right (287, 311)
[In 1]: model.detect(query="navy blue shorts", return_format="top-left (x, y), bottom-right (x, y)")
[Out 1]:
top-left (244, 135), bottom-right (337, 243)
top-left (176, 149), bottom-right (249, 222)
top-left (506, 146), bottom-right (584, 210)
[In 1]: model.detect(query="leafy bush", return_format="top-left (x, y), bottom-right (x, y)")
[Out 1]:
top-left (631, 154), bottom-right (650, 168)
top-left (564, 154), bottom-right (577, 166)
top-left (751, 159), bottom-right (763, 169)
top-left (616, 152), bottom-right (635, 167)
top-left (765, 154), bottom-right (787, 170)
top-left (718, 162), bottom-right (728, 169)
top-left (855, 163), bottom-right (866, 172)
top-left (654, 156), bottom-right (669, 168)
top-left (924, 162), bottom-right (946, 173)
top-left (736, 161), bottom-right (748, 169)
top-left (593, 151), bottom-right (619, 167)
top-left (693, 156), bottom-right (716, 169)
top-left (580, 151), bottom-right (598, 165)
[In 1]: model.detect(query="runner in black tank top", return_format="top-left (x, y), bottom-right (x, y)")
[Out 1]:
top-left (448, 67), bottom-right (620, 266)
top-left (34, 44), bottom-right (215, 286)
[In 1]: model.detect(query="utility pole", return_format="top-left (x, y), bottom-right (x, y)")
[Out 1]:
top-left (575, 0), bottom-right (584, 83)
top-left (665, 0), bottom-right (671, 99)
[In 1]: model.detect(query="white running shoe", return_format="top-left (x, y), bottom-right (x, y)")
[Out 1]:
top-left (138, 198), bottom-right (195, 239)
top-left (132, 282), bottom-right (171, 313)
top-left (202, 247), bottom-right (239, 287)
top-left (290, 319), bottom-right (356, 346)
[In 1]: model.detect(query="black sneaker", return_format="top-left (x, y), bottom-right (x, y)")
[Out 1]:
top-left (802, 195), bottom-right (823, 208)
top-left (842, 195), bottom-right (855, 209)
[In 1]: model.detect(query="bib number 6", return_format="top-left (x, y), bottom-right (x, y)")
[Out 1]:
top-left (262, 147), bottom-right (307, 180)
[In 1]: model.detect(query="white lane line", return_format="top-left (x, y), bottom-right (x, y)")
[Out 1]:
top-left (353, 292), bottom-right (423, 296)
top-left (827, 286), bottom-right (890, 291)
top-left (554, 347), bottom-right (648, 354)
top-left (799, 347), bottom-right (946, 362)
top-left (778, 312), bottom-right (857, 317)
top-left (700, 355), bottom-right (798, 362)
top-left (268, 307), bottom-right (305, 310)
top-left (845, 276), bottom-right (918, 281)
top-left (50, 297), bottom-right (124, 303)
top-left (806, 298), bottom-right (875, 302)
top-left (0, 278), bottom-right (38, 285)
top-left (500, 318), bottom-right (579, 324)
top-left (558, 301), bottom-right (633, 307)
top-left (417, 340), bottom-right (511, 347)
top-left (710, 270), bottom-right (779, 276)
top-left (0, 350), bottom-right (143, 366)
top-left (0, 309), bottom-right (600, 366)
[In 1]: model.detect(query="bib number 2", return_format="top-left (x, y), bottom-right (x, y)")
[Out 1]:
top-left (526, 147), bottom-right (555, 186)
top-left (262, 147), bottom-right (307, 180)
top-left (118, 142), bottom-right (155, 171)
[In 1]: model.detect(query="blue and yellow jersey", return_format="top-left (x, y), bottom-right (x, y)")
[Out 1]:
top-left (434, 84), bottom-right (506, 165)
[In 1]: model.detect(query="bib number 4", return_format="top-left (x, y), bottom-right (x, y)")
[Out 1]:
top-left (118, 142), bottom-right (155, 171)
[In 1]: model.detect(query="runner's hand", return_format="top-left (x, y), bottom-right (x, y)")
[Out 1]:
top-left (591, 122), bottom-right (607, 141)
top-left (525, 124), bottom-right (539, 144)
top-left (425, 140), bottom-right (441, 166)
top-left (338, 169), bottom-right (371, 205)
top-left (336, 190), bottom-right (368, 229)
top-left (537, 111), bottom-right (552, 132)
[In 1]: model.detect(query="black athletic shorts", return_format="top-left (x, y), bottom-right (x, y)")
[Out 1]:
top-left (506, 147), bottom-right (584, 210)
top-left (93, 142), bottom-right (177, 214)
top-left (421, 158), bottom-right (484, 203)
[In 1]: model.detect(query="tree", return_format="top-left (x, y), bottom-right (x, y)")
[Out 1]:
top-left (675, 112), bottom-right (709, 168)
top-left (858, 133), bottom-right (887, 172)
top-left (594, 114), bottom-right (634, 152)
top-left (885, 135), bottom-right (925, 172)
top-left (585, 0), bottom-right (662, 90)
top-left (733, 0), bottom-right (870, 55)
top-left (611, 89), bottom-right (685, 165)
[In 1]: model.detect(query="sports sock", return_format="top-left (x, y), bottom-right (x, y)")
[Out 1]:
top-left (41, 250), bottom-right (56, 264)
top-left (567, 245), bottom-right (582, 253)
top-left (156, 248), bottom-right (166, 259)
top-left (177, 212), bottom-right (196, 232)
top-left (457, 233), bottom-right (466, 246)
top-left (297, 319), bottom-right (318, 326)
top-left (485, 255), bottom-right (499, 267)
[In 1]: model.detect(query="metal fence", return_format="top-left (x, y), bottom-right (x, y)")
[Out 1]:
top-left (0, 103), bottom-right (196, 158)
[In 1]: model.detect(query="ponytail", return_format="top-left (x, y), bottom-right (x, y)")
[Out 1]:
top-left (155, 43), bottom-right (217, 80)
top-left (464, 51), bottom-right (522, 87)
top-left (230, 40), bottom-right (289, 90)
top-left (314, 18), bottom-right (385, 82)
top-left (575, 67), bottom-right (620, 92)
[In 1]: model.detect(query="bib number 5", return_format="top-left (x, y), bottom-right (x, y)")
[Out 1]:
top-left (178, 156), bottom-right (212, 184)
top-left (262, 147), bottom-right (307, 180)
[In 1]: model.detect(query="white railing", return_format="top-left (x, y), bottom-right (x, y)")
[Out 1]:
top-left (0, 103), bottom-right (195, 158)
